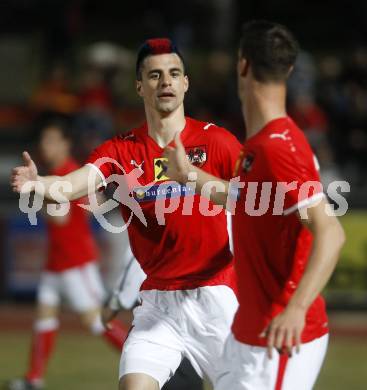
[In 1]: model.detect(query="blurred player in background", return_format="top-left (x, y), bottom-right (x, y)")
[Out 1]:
top-left (7, 119), bottom-right (128, 390)
top-left (11, 38), bottom-right (242, 390)
top-left (164, 21), bottom-right (345, 389)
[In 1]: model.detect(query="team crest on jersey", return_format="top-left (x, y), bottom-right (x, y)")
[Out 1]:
top-left (154, 157), bottom-right (169, 181)
top-left (242, 153), bottom-right (255, 172)
top-left (185, 146), bottom-right (207, 167)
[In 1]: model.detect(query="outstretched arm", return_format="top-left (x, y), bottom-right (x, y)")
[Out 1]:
top-left (11, 151), bottom-right (103, 201)
top-left (261, 198), bottom-right (345, 358)
top-left (164, 133), bottom-right (230, 206)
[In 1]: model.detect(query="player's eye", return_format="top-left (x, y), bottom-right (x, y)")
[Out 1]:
top-left (149, 73), bottom-right (160, 80)
top-left (171, 71), bottom-right (180, 78)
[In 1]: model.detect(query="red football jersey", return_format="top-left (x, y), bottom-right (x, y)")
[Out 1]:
top-left (87, 117), bottom-right (242, 291)
top-left (231, 117), bottom-right (328, 346)
top-left (45, 158), bottom-right (99, 272)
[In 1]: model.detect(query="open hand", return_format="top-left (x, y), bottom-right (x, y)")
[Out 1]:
top-left (11, 151), bottom-right (38, 193)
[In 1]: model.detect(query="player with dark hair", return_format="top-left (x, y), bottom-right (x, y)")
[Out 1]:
top-left (11, 38), bottom-right (242, 390)
top-left (164, 21), bottom-right (345, 389)
top-left (7, 120), bottom-right (129, 390)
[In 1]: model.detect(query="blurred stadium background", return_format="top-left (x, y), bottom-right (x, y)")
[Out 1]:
top-left (0, 0), bottom-right (366, 389)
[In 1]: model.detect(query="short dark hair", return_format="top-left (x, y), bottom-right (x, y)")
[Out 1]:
top-left (136, 38), bottom-right (185, 80)
top-left (240, 20), bottom-right (299, 82)
top-left (39, 115), bottom-right (72, 141)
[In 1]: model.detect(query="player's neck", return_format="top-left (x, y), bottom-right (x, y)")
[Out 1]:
top-left (243, 82), bottom-right (287, 139)
top-left (145, 105), bottom-right (186, 148)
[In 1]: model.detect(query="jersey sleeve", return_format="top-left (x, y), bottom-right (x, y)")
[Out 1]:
top-left (210, 127), bottom-right (243, 180)
top-left (86, 137), bottom-right (121, 185)
top-left (262, 139), bottom-right (324, 215)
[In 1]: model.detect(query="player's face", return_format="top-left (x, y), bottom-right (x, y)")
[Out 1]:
top-left (40, 127), bottom-right (70, 164)
top-left (137, 53), bottom-right (188, 114)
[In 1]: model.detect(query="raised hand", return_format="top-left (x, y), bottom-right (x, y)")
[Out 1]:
top-left (11, 151), bottom-right (38, 193)
top-left (163, 132), bottom-right (191, 183)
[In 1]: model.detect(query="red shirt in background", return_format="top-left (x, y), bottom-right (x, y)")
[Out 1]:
top-left (45, 158), bottom-right (99, 272)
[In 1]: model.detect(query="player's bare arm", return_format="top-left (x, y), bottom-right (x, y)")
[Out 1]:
top-left (164, 132), bottom-right (230, 206)
top-left (11, 151), bottom-right (102, 201)
top-left (261, 197), bottom-right (345, 358)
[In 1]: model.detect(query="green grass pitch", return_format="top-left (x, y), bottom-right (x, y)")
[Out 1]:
top-left (0, 332), bottom-right (366, 389)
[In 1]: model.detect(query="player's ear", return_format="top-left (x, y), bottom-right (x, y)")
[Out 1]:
top-left (238, 58), bottom-right (249, 78)
top-left (183, 75), bottom-right (189, 93)
top-left (287, 65), bottom-right (294, 78)
top-left (136, 80), bottom-right (143, 97)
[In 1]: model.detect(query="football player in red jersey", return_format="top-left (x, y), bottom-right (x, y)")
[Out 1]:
top-left (11, 39), bottom-right (242, 390)
top-left (164, 21), bottom-right (345, 389)
top-left (7, 119), bottom-right (128, 390)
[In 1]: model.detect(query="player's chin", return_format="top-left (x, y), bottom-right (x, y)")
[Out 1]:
top-left (156, 101), bottom-right (177, 113)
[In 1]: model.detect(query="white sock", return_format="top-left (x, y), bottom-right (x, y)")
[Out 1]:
top-left (90, 316), bottom-right (105, 335)
top-left (34, 318), bottom-right (59, 332)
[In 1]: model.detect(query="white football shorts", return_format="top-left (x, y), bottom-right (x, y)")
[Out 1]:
top-left (216, 332), bottom-right (329, 390)
top-left (119, 285), bottom-right (238, 388)
top-left (37, 262), bottom-right (106, 312)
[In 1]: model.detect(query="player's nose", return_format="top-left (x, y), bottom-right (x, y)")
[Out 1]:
top-left (160, 73), bottom-right (172, 87)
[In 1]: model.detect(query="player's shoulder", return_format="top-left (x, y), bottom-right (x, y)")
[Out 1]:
top-left (97, 124), bottom-right (145, 151)
top-left (188, 117), bottom-right (238, 142)
top-left (256, 118), bottom-right (317, 174)
top-left (260, 117), bottom-right (311, 155)
top-left (189, 117), bottom-right (231, 134)
top-left (117, 122), bottom-right (148, 143)
top-left (113, 125), bottom-right (145, 144)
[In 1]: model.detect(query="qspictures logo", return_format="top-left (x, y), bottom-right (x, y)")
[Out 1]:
top-left (18, 158), bottom-right (350, 233)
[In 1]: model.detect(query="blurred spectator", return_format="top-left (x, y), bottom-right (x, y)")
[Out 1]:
top-left (344, 46), bottom-right (367, 87)
top-left (78, 66), bottom-right (114, 112)
top-left (288, 51), bottom-right (317, 100)
top-left (289, 94), bottom-right (329, 148)
top-left (192, 50), bottom-right (239, 131)
top-left (73, 66), bottom-right (115, 161)
top-left (0, 1), bottom-right (366, 209)
top-left (318, 55), bottom-right (346, 116)
top-left (30, 63), bottom-right (79, 115)
top-left (342, 48), bottom-right (367, 173)
top-left (316, 141), bottom-right (344, 190)
top-left (85, 42), bottom-right (133, 70)
top-left (316, 47), bottom-right (367, 183)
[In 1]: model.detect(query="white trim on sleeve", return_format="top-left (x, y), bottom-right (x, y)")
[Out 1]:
top-left (86, 163), bottom-right (107, 188)
top-left (283, 192), bottom-right (325, 216)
